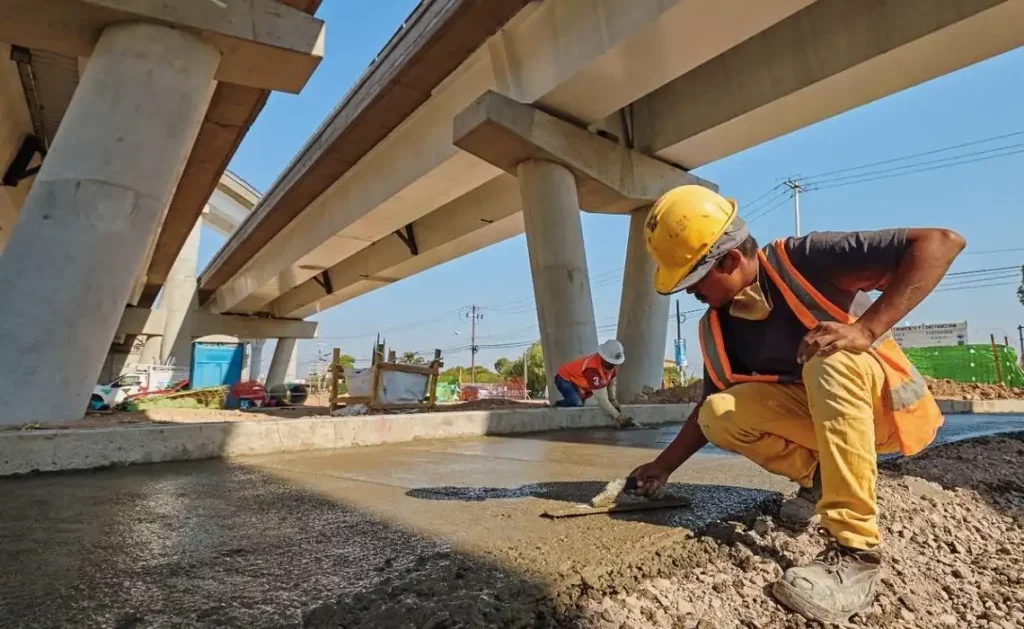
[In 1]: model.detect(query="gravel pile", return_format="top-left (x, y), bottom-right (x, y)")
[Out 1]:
top-left (578, 433), bottom-right (1024, 629)
top-left (631, 381), bottom-right (704, 404)
top-left (925, 377), bottom-right (1024, 400)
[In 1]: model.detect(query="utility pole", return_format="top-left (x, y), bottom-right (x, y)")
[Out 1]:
top-left (784, 179), bottom-right (806, 237)
top-left (674, 300), bottom-right (686, 373)
top-left (463, 305), bottom-right (484, 384)
top-left (1018, 325), bottom-right (1023, 362)
top-left (522, 343), bottom-right (529, 399)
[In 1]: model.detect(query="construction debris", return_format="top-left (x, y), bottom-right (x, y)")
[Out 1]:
top-left (631, 380), bottom-right (704, 404)
top-left (925, 377), bottom-right (1024, 400)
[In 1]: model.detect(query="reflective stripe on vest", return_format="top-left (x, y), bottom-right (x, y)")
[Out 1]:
top-left (700, 240), bottom-right (937, 438)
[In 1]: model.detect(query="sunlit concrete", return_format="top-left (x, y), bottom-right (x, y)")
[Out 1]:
top-left (3, 0), bottom-right (324, 93)
top-left (266, 338), bottom-right (298, 387)
top-left (517, 160), bottom-right (598, 400)
top-left (0, 24), bottom-right (221, 425)
top-left (616, 209), bottom-right (671, 401)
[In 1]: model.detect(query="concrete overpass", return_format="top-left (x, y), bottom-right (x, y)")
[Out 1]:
top-left (197, 0), bottom-right (1024, 400)
top-left (0, 0), bottom-right (325, 424)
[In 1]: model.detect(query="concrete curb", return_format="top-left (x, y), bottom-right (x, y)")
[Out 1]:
top-left (936, 398), bottom-right (1024, 415)
top-left (0, 404), bottom-right (692, 477)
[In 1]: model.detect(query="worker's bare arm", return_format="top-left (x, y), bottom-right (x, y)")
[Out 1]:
top-left (631, 400), bottom-right (707, 497)
top-left (798, 228), bottom-right (965, 363)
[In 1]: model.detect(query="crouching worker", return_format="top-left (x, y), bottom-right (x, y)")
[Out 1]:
top-left (553, 340), bottom-right (637, 427)
top-left (630, 185), bottom-right (963, 624)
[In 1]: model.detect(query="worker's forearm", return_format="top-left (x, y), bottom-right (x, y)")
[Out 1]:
top-left (592, 387), bottom-right (619, 417)
top-left (653, 402), bottom-right (707, 472)
top-left (859, 229), bottom-right (965, 340)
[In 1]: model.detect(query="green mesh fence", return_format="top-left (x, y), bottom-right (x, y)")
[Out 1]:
top-left (904, 343), bottom-right (1024, 388)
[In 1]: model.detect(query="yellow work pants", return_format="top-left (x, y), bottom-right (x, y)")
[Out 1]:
top-left (698, 351), bottom-right (902, 550)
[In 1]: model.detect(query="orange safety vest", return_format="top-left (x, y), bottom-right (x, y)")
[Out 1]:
top-left (557, 353), bottom-right (616, 398)
top-left (698, 239), bottom-right (943, 456)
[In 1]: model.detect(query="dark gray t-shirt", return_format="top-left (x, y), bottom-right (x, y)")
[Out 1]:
top-left (703, 229), bottom-right (908, 397)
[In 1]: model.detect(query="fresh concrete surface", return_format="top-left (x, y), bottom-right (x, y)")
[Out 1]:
top-left (0, 404), bottom-right (693, 476)
top-left (0, 23), bottom-right (220, 426)
top-left (0, 422), bottom-right (782, 627)
top-left (937, 398), bottom-right (1024, 415)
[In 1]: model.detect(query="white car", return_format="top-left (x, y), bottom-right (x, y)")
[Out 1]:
top-left (89, 374), bottom-right (145, 410)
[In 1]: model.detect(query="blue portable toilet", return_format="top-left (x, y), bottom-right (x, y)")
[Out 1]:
top-left (190, 342), bottom-right (244, 389)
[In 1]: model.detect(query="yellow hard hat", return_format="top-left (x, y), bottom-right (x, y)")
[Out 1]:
top-left (643, 185), bottom-right (746, 294)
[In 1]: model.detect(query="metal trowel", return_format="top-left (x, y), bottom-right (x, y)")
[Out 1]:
top-left (541, 476), bottom-right (690, 519)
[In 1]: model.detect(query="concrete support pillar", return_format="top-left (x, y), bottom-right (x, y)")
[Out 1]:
top-left (616, 208), bottom-right (670, 401)
top-left (159, 219), bottom-right (201, 369)
top-left (266, 338), bottom-right (297, 388)
top-left (248, 339), bottom-right (265, 382)
top-left (0, 24), bottom-right (220, 425)
top-left (516, 160), bottom-right (598, 401)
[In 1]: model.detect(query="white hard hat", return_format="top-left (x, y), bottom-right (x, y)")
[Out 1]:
top-left (598, 339), bottom-right (625, 365)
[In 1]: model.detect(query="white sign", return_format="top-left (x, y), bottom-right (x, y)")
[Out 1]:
top-left (892, 321), bottom-right (967, 348)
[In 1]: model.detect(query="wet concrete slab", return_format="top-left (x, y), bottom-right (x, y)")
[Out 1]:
top-left (0, 424), bottom-right (786, 628)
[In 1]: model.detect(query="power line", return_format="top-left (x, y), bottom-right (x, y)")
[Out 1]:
top-left (808, 146), bottom-right (1024, 193)
top-left (964, 247), bottom-right (1024, 256)
top-left (800, 129), bottom-right (1024, 181)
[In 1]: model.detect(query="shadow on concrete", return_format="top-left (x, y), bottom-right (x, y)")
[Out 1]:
top-left (406, 481), bottom-right (781, 533)
top-left (0, 458), bottom-right (591, 629)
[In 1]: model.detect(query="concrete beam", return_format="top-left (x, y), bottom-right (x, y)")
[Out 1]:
top-left (3, 0), bottom-right (325, 93)
top-left (268, 175), bottom-right (524, 319)
top-left (629, 0), bottom-right (1021, 168)
top-left (199, 0), bottom-right (804, 314)
top-left (117, 307), bottom-right (167, 337)
top-left (117, 307), bottom-right (317, 339)
top-left (454, 91), bottom-right (715, 215)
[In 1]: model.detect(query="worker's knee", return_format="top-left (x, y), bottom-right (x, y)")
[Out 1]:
top-left (697, 392), bottom-right (738, 447)
top-left (801, 350), bottom-right (874, 386)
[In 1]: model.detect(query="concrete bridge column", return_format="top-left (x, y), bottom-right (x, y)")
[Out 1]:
top-left (266, 338), bottom-right (298, 388)
top-left (248, 339), bottom-right (266, 382)
top-left (160, 219), bottom-right (202, 369)
top-left (616, 208), bottom-right (670, 401)
top-left (516, 160), bottom-right (598, 401)
top-left (0, 23), bottom-right (220, 425)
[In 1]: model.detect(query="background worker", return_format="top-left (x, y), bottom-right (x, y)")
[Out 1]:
top-left (553, 339), bottom-right (636, 427)
top-left (630, 185), bottom-right (964, 624)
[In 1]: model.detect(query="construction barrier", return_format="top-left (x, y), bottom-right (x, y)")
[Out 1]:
top-left (905, 343), bottom-right (1024, 388)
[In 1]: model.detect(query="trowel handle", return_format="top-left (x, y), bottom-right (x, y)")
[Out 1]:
top-left (623, 476), bottom-right (639, 492)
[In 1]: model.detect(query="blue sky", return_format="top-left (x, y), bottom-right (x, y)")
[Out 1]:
top-left (198, 2), bottom-right (1024, 378)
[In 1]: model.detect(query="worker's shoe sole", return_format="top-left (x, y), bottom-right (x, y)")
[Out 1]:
top-left (772, 580), bottom-right (865, 626)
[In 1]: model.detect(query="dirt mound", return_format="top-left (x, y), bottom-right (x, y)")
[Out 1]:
top-left (631, 380), bottom-right (704, 404)
top-left (926, 377), bottom-right (1024, 400)
top-left (578, 433), bottom-right (1024, 628)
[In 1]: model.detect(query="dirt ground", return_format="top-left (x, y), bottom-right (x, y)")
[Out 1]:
top-left (307, 432), bottom-right (1024, 629)
top-left (631, 381), bottom-right (704, 404)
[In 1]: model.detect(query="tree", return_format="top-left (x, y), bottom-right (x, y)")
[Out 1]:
top-left (335, 353), bottom-right (357, 395)
top-left (400, 351), bottom-right (426, 365)
top-left (1018, 264), bottom-right (1024, 307)
top-left (439, 365), bottom-right (503, 384)
top-left (494, 357), bottom-right (512, 375)
top-left (663, 363), bottom-right (681, 387)
top-left (497, 342), bottom-right (546, 397)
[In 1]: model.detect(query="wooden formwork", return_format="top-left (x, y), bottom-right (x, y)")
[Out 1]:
top-left (329, 347), bottom-right (443, 413)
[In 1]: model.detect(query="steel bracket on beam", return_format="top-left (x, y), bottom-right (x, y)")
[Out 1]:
top-left (394, 224), bottom-right (418, 255)
top-left (2, 135), bottom-right (46, 187)
top-left (312, 270), bottom-right (334, 295)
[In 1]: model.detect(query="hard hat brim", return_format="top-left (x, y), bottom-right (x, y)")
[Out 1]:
top-left (653, 263), bottom-right (691, 296)
top-left (599, 351), bottom-right (626, 366)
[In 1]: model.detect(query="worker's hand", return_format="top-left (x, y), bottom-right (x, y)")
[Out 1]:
top-left (629, 461), bottom-right (670, 500)
top-left (615, 414), bottom-right (641, 428)
top-left (612, 401), bottom-right (622, 412)
top-left (797, 321), bottom-right (875, 364)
